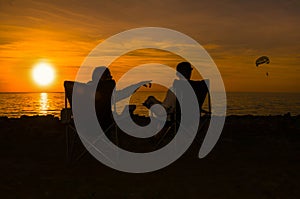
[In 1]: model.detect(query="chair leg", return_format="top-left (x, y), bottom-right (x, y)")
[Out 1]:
top-left (154, 115), bottom-right (211, 150)
top-left (66, 122), bottom-right (118, 165)
top-left (65, 124), bottom-right (82, 164)
top-left (75, 148), bottom-right (88, 162)
top-left (154, 122), bottom-right (176, 149)
top-left (65, 125), bottom-right (69, 163)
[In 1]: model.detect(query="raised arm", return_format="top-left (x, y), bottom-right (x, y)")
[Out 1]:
top-left (114, 80), bottom-right (152, 102)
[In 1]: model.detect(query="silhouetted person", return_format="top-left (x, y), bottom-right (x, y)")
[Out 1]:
top-left (88, 66), bottom-right (151, 133)
top-left (87, 67), bottom-right (116, 133)
top-left (143, 62), bottom-right (193, 120)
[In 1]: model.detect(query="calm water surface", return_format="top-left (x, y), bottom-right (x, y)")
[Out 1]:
top-left (0, 92), bottom-right (299, 118)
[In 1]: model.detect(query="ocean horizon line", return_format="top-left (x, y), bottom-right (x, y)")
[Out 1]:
top-left (1, 91), bottom-right (300, 94)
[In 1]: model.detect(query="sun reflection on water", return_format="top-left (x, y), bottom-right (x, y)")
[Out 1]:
top-left (39, 93), bottom-right (49, 115)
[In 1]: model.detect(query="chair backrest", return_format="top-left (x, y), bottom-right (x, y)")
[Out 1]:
top-left (64, 81), bottom-right (75, 108)
top-left (63, 80), bottom-right (116, 130)
top-left (61, 81), bottom-right (75, 123)
top-left (173, 79), bottom-right (210, 115)
top-left (64, 81), bottom-right (88, 108)
top-left (189, 79), bottom-right (211, 114)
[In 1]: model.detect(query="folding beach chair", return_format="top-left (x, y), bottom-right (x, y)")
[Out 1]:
top-left (155, 79), bottom-right (211, 148)
top-left (60, 81), bottom-right (86, 163)
top-left (60, 80), bottom-right (117, 163)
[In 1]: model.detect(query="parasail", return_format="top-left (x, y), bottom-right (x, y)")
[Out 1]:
top-left (255, 56), bottom-right (270, 67)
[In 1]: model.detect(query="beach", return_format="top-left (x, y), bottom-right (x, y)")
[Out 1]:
top-left (2, 0), bottom-right (300, 198)
top-left (0, 114), bottom-right (300, 198)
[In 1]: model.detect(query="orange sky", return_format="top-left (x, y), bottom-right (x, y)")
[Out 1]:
top-left (0, 0), bottom-right (299, 92)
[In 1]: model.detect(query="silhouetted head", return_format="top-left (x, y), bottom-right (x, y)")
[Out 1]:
top-left (92, 66), bottom-right (112, 82)
top-left (176, 62), bottom-right (193, 80)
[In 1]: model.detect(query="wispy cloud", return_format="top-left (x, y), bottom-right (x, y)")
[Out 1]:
top-left (0, 0), bottom-right (299, 92)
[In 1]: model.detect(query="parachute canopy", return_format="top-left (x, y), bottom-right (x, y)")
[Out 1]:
top-left (256, 56), bottom-right (270, 67)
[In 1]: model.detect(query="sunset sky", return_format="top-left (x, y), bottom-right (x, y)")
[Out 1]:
top-left (0, 0), bottom-right (299, 92)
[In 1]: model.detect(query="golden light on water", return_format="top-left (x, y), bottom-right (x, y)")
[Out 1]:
top-left (32, 62), bottom-right (55, 86)
top-left (39, 93), bottom-right (49, 114)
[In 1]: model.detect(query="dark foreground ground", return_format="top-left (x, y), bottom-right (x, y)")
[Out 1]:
top-left (0, 115), bottom-right (300, 199)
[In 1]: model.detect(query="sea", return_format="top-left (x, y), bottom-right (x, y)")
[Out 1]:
top-left (0, 92), bottom-right (299, 118)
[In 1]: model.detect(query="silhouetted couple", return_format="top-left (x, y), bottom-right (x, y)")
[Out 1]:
top-left (91, 62), bottom-right (201, 134)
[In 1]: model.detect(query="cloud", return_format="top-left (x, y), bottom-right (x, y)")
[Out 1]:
top-left (0, 0), bottom-right (299, 92)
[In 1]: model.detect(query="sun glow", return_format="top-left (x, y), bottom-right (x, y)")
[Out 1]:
top-left (32, 62), bottom-right (55, 86)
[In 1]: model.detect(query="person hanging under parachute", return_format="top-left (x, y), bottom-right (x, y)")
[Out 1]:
top-left (255, 56), bottom-right (270, 76)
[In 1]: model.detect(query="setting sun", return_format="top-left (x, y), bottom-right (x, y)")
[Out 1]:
top-left (32, 62), bottom-right (55, 86)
